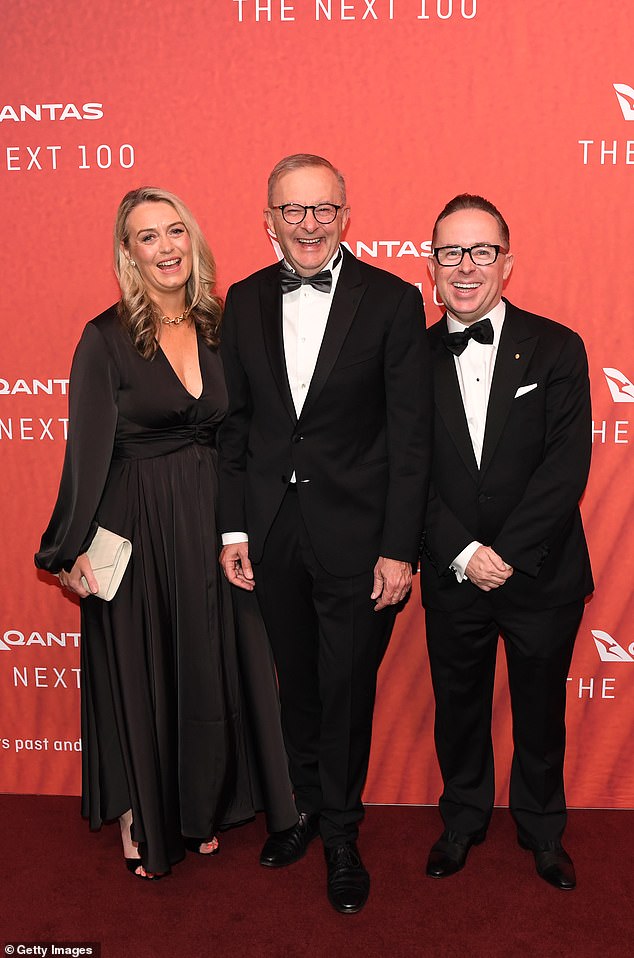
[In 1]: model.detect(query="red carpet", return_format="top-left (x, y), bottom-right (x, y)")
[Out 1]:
top-left (1, 797), bottom-right (632, 957)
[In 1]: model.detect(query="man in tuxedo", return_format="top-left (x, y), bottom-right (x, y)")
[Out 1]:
top-left (218, 154), bottom-right (431, 913)
top-left (419, 194), bottom-right (593, 891)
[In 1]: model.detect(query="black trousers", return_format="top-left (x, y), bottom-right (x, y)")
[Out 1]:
top-left (254, 487), bottom-right (397, 847)
top-left (425, 593), bottom-right (584, 844)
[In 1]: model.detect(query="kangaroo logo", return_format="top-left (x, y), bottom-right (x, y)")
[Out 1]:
top-left (603, 368), bottom-right (634, 403)
top-left (592, 630), bottom-right (634, 662)
top-left (613, 83), bottom-right (634, 120)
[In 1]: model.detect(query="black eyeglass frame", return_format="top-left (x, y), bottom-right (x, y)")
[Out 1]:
top-left (433, 244), bottom-right (509, 266)
top-left (273, 203), bottom-right (343, 225)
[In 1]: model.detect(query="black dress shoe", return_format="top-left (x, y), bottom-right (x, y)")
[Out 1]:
top-left (259, 812), bottom-right (320, 867)
top-left (426, 829), bottom-right (486, 878)
top-left (325, 842), bottom-right (370, 914)
top-left (518, 837), bottom-right (576, 890)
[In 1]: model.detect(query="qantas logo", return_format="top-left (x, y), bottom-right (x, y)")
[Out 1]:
top-left (0, 102), bottom-right (103, 123)
top-left (0, 629), bottom-right (81, 651)
top-left (603, 368), bottom-right (634, 403)
top-left (592, 630), bottom-right (634, 662)
top-left (613, 83), bottom-right (634, 120)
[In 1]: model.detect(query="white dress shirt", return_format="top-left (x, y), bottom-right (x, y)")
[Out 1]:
top-left (222, 249), bottom-right (343, 545)
top-left (283, 249), bottom-right (343, 418)
top-left (448, 299), bottom-right (506, 580)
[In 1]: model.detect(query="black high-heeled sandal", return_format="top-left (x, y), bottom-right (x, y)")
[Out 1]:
top-left (184, 836), bottom-right (220, 856)
top-left (124, 857), bottom-right (167, 879)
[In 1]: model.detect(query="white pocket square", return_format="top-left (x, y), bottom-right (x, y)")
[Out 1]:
top-left (515, 383), bottom-right (538, 398)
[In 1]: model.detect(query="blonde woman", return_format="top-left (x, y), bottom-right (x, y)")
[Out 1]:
top-left (36, 188), bottom-right (295, 879)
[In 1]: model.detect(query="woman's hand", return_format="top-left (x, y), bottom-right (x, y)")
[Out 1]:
top-left (58, 553), bottom-right (99, 598)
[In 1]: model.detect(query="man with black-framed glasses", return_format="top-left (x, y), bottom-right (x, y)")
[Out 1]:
top-left (218, 153), bottom-right (432, 913)
top-left (420, 193), bottom-right (593, 891)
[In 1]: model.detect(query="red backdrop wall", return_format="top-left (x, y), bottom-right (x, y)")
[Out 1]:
top-left (1, 0), bottom-right (633, 808)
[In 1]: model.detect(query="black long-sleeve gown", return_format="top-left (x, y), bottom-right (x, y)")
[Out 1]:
top-left (35, 305), bottom-right (296, 874)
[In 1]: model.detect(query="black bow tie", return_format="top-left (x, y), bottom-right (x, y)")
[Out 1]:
top-left (442, 317), bottom-right (494, 356)
top-left (279, 251), bottom-right (342, 295)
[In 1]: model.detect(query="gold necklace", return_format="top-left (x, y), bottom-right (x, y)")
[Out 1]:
top-left (160, 306), bottom-right (191, 326)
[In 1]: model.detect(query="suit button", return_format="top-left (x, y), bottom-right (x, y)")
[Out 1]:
top-left (292, 434), bottom-right (304, 443)
top-left (478, 493), bottom-right (488, 503)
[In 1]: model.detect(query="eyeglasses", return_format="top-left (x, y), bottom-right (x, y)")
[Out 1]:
top-left (273, 204), bottom-right (342, 225)
top-left (433, 244), bottom-right (508, 267)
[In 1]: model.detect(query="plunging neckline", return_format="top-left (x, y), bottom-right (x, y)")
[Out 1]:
top-left (157, 332), bottom-right (204, 400)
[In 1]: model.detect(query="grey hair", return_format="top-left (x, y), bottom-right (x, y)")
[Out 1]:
top-left (267, 154), bottom-right (347, 206)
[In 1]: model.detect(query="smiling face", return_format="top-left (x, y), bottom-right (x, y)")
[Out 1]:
top-left (264, 165), bottom-right (350, 276)
top-left (428, 208), bottom-right (513, 326)
top-left (122, 201), bottom-right (193, 307)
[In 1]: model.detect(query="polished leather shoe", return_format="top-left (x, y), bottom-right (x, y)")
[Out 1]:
top-left (259, 812), bottom-right (320, 867)
top-left (426, 828), bottom-right (486, 878)
top-left (519, 837), bottom-right (576, 890)
top-left (325, 842), bottom-right (370, 914)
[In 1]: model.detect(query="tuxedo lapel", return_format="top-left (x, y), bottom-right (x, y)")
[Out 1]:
top-left (299, 250), bottom-right (365, 421)
top-left (432, 322), bottom-right (479, 479)
top-left (480, 302), bottom-right (538, 476)
top-left (259, 267), bottom-right (297, 425)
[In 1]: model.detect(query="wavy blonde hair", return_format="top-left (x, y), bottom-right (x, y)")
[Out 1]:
top-left (114, 187), bottom-right (222, 359)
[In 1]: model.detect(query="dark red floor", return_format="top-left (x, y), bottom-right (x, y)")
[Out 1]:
top-left (1, 797), bottom-right (632, 957)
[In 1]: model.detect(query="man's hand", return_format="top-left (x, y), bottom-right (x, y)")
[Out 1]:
top-left (371, 556), bottom-right (412, 611)
top-left (58, 553), bottom-right (98, 598)
top-left (219, 541), bottom-right (255, 591)
top-left (465, 545), bottom-right (513, 591)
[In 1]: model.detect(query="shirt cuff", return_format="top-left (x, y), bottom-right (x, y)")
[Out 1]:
top-left (450, 541), bottom-right (481, 582)
top-left (221, 532), bottom-right (249, 545)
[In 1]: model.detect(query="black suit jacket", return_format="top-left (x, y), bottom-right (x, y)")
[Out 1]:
top-left (218, 248), bottom-right (432, 578)
top-left (420, 299), bottom-right (594, 611)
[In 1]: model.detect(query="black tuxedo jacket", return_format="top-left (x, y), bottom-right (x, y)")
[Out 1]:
top-left (420, 299), bottom-right (594, 611)
top-left (218, 248), bottom-right (432, 578)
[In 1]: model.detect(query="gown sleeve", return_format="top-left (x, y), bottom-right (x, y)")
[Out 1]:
top-left (34, 319), bottom-right (120, 574)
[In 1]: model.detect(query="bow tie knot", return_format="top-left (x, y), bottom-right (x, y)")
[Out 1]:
top-left (442, 317), bottom-right (494, 356)
top-left (279, 250), bottom-right (342, 295)
top-left (280, 268), bottom-right (332, 294)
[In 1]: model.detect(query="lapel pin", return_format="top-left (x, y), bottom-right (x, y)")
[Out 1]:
top-left (515, 353), bottom-right (520, 360)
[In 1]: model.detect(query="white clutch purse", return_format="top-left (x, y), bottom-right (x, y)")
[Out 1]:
top-left (81, 526), bottom-right (132, 600)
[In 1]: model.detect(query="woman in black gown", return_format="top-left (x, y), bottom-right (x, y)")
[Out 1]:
top-left (35, 187), bottom-right (296, 878)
